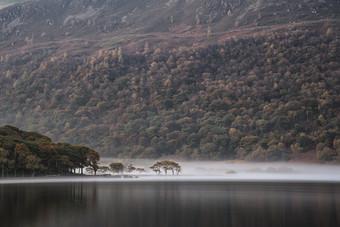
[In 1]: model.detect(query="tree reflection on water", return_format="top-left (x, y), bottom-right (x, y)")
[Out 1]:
top-left (0, 181), bottom-right (339, 227)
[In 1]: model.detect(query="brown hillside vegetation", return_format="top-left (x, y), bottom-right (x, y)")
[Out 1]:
top-left (0, 0), bottom-right (339, 51)
top-left (0, 0), bottom-right (339, 162)
top-left (0, 25), bottom-right (339, 162)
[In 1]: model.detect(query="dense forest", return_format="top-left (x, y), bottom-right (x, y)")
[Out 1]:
top-left (0, 125), bottom-right (100, 177)
top-left (0, 25), bottom-right (339, 162)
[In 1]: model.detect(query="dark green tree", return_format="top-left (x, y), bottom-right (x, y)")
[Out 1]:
top-left (109, 162), bottom-right (125, 174)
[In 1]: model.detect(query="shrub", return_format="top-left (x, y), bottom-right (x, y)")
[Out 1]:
top-left (297, 135), bottom-right (314, 149)
top-left (316, 147), bottom-right (334, 162)
top-left (235, 147), bottom-right (248, 159)
top-left (245, 146), bottom-right (266, 161)
top-left (333, 139), bottom-right (340, 153)
top-left (246, 146), bottom-right (287, 161)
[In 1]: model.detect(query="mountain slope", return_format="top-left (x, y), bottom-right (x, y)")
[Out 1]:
top-left (0, 0), bottom-right (339, 50)
top-left (0, 0), bottom-right (339, 161)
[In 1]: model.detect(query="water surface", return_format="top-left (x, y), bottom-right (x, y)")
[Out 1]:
top-left (1, 181), bottom-right (339, 227)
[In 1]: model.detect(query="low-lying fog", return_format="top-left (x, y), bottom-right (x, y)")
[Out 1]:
top-left (1, 159), bottom-right (340, 184)
top-left (100, 158), bottom-right (340, 181)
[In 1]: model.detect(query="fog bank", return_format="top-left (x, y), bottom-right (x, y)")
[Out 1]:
top-left (2, 160), bottom-right (339, 184)
top-left (102, 159), bottom-right (340, 181)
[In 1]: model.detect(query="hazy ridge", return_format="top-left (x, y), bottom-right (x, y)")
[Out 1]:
top-left (0, 0), bottom-right (29, 9)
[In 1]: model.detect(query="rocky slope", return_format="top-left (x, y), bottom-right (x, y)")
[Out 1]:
top-left (0, 0), bottom-right (339, 50)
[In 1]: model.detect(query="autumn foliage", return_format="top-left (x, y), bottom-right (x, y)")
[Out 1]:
top-left (0, 28), bottom-right (339, 161)
top-left (0, 125), bottom-right (100, 177)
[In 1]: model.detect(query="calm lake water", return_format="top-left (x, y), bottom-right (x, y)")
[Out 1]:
top-left (1, 180), bottom-right (339, 227)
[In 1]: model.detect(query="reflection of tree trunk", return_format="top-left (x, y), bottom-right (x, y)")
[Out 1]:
top-left (81, 168), bottom-right (83, 175)
top-left (14, 169), bottom-right (16, 177)
top-left (22, 169), bottom-right (24, 177)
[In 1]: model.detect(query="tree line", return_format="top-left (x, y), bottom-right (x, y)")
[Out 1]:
top-left (0, 125), bottom-right (100, 177)
top-left (105, 160), bottom-right (182, 175)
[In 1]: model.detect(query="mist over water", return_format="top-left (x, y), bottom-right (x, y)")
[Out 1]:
top-left (96, 159), bottom-right (340, 182)
top-left (1, 160), bottom-right (340, 227)
top-left (1, 160), bottom-right (340, 184)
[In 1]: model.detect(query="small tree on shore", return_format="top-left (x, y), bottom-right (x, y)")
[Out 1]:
top-left (174, 164), bottom-right (182, 175)
top-left (136, 168), bottom-right (145, 174)
top-left (86, 150), bottom-right (100, 175)
top-left (110, 162), bottom-right (125, 174)
top-left (0, 149), bottom-right (10, 177)
top-left (98, 166), bottom-right (110, 173)
top-left (126, 164), bottom-right (136, 173)
top-left (150, 160), bottom-right (181, 175)
top-left (150, 163), bottom-right (161, 174)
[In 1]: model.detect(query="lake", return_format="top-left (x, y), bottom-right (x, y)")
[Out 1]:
top-left (1, 179), bottom-right (339, 227)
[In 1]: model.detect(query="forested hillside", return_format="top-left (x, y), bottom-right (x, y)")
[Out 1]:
top-left (1, 25), bottom-right (339, 161)
top-left (0, 125), bottom-right (100, 177)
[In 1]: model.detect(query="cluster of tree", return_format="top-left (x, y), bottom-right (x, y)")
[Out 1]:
top-left (105, 162), bottom-right (145, 175)
top-left (105, 160), bottom-right (181, 175)
top-left (0, 26), bottom-right (339, 162)
top-left (0, 125), bottom-right (100, 177)
top-left (150, 160), bottom-right (182, 175)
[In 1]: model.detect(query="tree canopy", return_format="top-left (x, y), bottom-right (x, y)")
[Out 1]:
top-left (0, 125), bottom-right (100, 177)
top-left (109, 162), bottom-right (125, 174)
top-left (0, 27), bottom-right (339, 162)
top-left (150, 160), bottom-right (181, 175)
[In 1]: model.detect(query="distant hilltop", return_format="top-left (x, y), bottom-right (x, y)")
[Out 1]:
top-left (0, 0), bottom-right (339, 49)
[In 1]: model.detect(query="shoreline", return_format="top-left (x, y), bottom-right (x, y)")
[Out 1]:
top-left (1, 173), bottom-right (340, 185)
